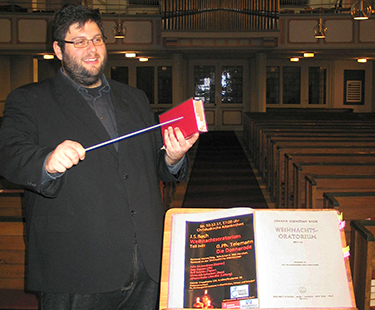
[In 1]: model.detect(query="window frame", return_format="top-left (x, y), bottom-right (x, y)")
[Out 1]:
top-left (266, 60), bottom-right (330, 108)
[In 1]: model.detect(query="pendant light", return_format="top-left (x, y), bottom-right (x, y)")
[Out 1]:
top-left (351, 0), bottom-right (372, 20)
top-left (112, 0), bottom-right (126, 39)
top-left (313, 18), bottom-right (327, 39)
top-left (313, 0), bottom-right (327, 39)
top-left (113, 23), bottom-right (126, 39)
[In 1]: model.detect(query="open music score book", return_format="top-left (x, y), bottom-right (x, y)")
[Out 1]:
top-left (165, 208), bottom-right (354, 309)
top-left (159, 98), bottom-right (208, 144)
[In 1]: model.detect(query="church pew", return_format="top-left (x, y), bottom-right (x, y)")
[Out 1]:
top-left (274, 146), bottom-right (375, 208)
top-left (0, 191), bottom-right (24, 217)
top-left (242, 112), bottom-right (375, 204)
top-left (243, 110), bottom-right (375, 153)
top-left (0, 177), bottom-right (24, 217)
top-left (283, 154), bottom-right (375, 208)
top-left (258, 128), bottom-right (375, 174)
top-left (323, 191), bottom-right (375, 245)
top-left (261, 130), bottom-right (375, 180)
top-left (251, 120), bottom-right (375, 168)
top-left (243, 113), bottom-right (375, 199)
top-left (251, 119), bottom-right (375, 160)
top-left (244, 115), bottom-right (374, 199)
top-left (292, 163), bottom-right (375, 209)
top-left (264, 137), bottom-right (375, 187)
top-left (270, 140), bottom-right (375, 206)
top-left (350, 220), bottom-right (375, 310)
top-left (243, 112), bottom-right (375, 166)
top-left (305, 175), bottom-right (375, 209)
top-left (0, 179), bottom-right (27, 291)
top-left (0, 217), bottom-right (26, 290)
top-left (160, 181), bottom-right (176, 210)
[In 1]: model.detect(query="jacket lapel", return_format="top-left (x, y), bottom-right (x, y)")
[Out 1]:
top-left (110, 83), bottom-right (134, 159)
top-left (52, 72), bottom-right (118, 158)
top-left (110, 81), bottom-right (154, 161)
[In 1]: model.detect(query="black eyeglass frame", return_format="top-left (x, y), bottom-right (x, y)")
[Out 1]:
top-left (63, 36), bottom-right (107, 48)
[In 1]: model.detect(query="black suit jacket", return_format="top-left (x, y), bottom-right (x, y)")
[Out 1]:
top-left (0, 71), bottom-right (189, 293)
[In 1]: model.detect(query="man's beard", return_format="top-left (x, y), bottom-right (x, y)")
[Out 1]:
top-left (62, 52), bottom-right (107, 87)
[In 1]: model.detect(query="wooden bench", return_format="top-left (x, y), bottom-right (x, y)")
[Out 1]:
top-left (259, 129), bottom-right (375, 174)
top-left (243, 111), bottom-right (375, 166)
top-left (265, 138), bottom-right (375, 188)
top-left (0, 191), bottom-right (24, 217)
top-left (0, 177), bottom-right (27, 292)
top-left (283, 154), bottom-right (375, 208)
top-left (292, 163), bottom-right (375, 209)
top-left (305, 175), bottom-right (375, 209)
top-left (0, 176), bottom-right (25, 216)
top-left (272, 142), bottom-right (375, 207)
top-left (350, 220), bottom-right (375, 310)
top-left (243, 110), bottom-right (374, 148)
top-left (262, 132), bottom-right (375, 182)
top-left (160, 181), bottom-right (176, 210)
top-left (245, 109), bottom-right (373, 138)
top-left (251, 121), bottom-right (375, 168)
top-left (250, 120), bottom-right (375, 159)
top-left (322, 191), bottom-right (375, 244)
top-left (0, 217), bottom-right (26, 290)
top-left (274, 146), bottom-right (375, 208)
top-left (242, 112), bottom-right (375, 187)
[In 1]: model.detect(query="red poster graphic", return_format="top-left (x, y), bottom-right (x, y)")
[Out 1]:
top-left (184, 214), bottom-right (258, 309)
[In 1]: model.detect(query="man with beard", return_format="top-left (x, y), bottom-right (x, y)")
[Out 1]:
top-left (0, 5), bottom-right (198, 310)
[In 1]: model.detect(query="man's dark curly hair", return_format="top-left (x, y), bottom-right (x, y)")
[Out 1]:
top-left (52, 4), bottom-right (105, 52)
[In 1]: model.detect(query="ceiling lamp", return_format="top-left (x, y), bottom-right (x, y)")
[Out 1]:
top-left (313, 18), bottom-right (327, 39)
top-left (43, 54), bottom-right (54, 60)
top-left (357, 58), bottom-right (367, 63)
top-left (351, 0), bottom-right (372, 20)
top-left (139, 57), bottom-right (149, 62)
top-left (303, 52), bottom-right (315, 58)
top-left (290, 57), bottom-right (300, 62)
top-left (112, 22), bottom-right (125, 39)
top-left (112, 0), bottom-right (125, 39)
top-left (125, 52), bottom-right (136, 58)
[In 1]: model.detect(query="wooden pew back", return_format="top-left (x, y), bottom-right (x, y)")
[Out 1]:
top-left (0, 218), bottom-right (26, 290)
top-left (305, 175), bottom-right (375, 209)
top-left (323, 191), bottom-right (375, 244)
top-left (293, 163), bottom-right (375, 208)
top-left (350, 220), bottom-right (375, 310)
top-left (274, 146), bottom-right (375, 208)
top-left (0, 178), bottom-right (26, 290)
top-left (284, 154), bottom-right (375, 208)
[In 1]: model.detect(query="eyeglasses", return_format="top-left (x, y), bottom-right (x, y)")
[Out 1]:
top-left (64, 36), bottom-right (106, 48)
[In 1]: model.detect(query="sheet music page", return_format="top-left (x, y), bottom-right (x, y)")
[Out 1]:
top-left (254, 210), bottom-right (353, 308)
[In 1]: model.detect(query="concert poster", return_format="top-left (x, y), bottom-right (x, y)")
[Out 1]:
top-left (183, 213), bottom-right (259, 309)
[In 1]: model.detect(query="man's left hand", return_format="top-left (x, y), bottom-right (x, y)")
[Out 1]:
top-left (163, 127), bottom-right (199, 165)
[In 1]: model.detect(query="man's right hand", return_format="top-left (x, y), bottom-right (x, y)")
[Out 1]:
top-left (45, 140), bottom-right (86, 174)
